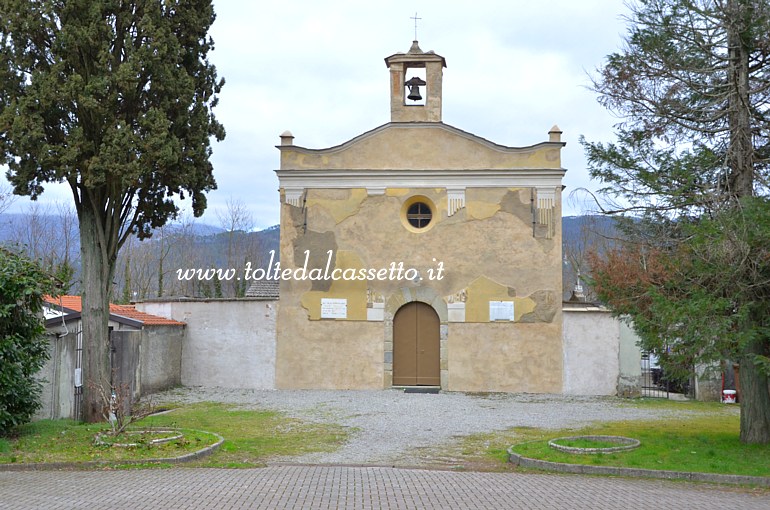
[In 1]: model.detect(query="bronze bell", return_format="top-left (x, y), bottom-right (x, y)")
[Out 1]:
top-left (405, 76), bottom-right (426, 101)
top-left (407, 84), bottom-right (422, 101)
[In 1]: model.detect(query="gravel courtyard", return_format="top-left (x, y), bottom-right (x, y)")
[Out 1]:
top-left (152, 387), bottom-right (708, 467)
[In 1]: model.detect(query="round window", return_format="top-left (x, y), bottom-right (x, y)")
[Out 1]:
top-left (406, 201), bottom-right (432, 229)
top-left (400, 196), bottom-right (436, 233)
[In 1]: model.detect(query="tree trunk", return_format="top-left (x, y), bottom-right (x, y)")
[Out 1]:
top-left (739, 341), bottom-right (770, 444)
top-left (79, 206), bottom-right (114, 423)
top-left (726, 0), bottom-right (755, 198)
top-left (726, 0), bottom-right (769, 445)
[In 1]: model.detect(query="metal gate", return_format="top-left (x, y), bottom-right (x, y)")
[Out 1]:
top-left (641, 351), bottom-right (694, 399)
top-left (641, 352), bottom-right (669, 398)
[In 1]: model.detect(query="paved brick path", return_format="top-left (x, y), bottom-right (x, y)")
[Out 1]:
top-left (1, 465), bottom-right (767, 509)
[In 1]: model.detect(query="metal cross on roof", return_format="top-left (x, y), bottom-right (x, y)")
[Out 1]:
top-left (410, 12), bottom-right (422, 40)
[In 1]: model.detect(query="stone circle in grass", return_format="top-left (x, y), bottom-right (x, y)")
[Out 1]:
top-left (94, 428), bottom-right (184, 448)
top-left (548, 435), bottom-right (640, 454)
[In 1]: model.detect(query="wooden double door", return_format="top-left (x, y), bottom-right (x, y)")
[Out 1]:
top-left (393, 302), bottom-right (440, 386)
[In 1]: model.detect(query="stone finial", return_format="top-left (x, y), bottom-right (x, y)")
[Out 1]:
top-left (549, 125), bottom-right (562, 143)
top-left (408, 40), bottom-right (423, 54)
top-left (280, 130), bottom-right (294, 146)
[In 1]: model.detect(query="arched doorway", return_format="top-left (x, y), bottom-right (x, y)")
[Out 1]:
top-left (393, 301), bottom-right (440, 386)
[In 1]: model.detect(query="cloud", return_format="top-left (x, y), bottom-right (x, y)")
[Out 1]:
top-left (2, 0), bottom-right (631, 228)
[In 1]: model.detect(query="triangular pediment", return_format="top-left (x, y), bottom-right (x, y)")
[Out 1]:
top-left (277, 122), bottom-right (564, 171)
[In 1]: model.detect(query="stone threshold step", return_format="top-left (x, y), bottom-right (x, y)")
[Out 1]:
top-left (396, 386), bottom-right (441, 394)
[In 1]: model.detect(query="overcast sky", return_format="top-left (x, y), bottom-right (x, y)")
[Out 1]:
top-left (2, 0), bottom-right (631, 230)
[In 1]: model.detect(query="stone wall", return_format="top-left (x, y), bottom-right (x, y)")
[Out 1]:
top-left (137, 299), bottom-right (276, 389)
top-left (618, 320), bottom-right (642, 397)
top-left (562, 304), bottom-right (642, 396)
top-left (139, 325), bottom-right (184, 394)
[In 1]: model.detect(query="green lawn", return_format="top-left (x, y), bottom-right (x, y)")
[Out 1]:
top-left (0, 419), bottom-right (218, 465)
top-left (418, 399), bottom-right (769, 477)
top-left (3, 398), bottom-right (767, 477)
top-left (0, 402), bottom-right (349, 468)
top-left (501, 402), bottom-right (769, 477)
top-left (141, 403), bottom-right (349, 467)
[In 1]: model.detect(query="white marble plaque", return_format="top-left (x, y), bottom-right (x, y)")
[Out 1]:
top-left (489, 301), bottom-right (514, 321)
top-left (321, 298), bottom-right (347, 319)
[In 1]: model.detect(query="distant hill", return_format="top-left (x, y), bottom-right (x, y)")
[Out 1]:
top-left (0, 213), bottom-right (228, 243)
top-left (562, 215), bottom-right (619, 247)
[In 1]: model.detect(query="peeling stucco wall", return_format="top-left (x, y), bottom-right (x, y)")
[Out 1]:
top-left (447, 322), bottom-right (563, 393)
top-left (274, 114), bottom-right (566, 392)
top-left (277, 180), bottom-right (564, 391)
top-left (275, 306), bottom-right (383, 389)
top-left (284, 186), bottom-right (560, 306)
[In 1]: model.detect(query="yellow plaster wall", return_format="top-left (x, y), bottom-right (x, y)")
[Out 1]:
top-left (276, 123), bottom-right (564, 393)
top-left (280, 186), bottom-right (562, 317)
top-left (467, 187), bottom-right (526, 223)
top-left (385, 188), bottom-right (409, 197)
top-left (306, 189), bottom-right (368, 224)
top-left (275, 306), bottom-right (383, 389)
top-left (280, 125), bottom-right (562, 170)
top-left (447, 322), bottom-right (563, 393)
top-left (466, 200), bottom-right (500, 220)
top-left (464, 276), bottom-right (537, 323)
top-left (300, 250), bottom-right (368, 321)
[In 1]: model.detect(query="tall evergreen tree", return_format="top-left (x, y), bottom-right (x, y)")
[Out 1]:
top-left (583, 0), bottom-right (770, 442)
top-left (0, 0), bottom-right (225, 422)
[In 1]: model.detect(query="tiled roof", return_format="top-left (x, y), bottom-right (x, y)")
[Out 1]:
top-left (47, 295), bottom-right (83, 312)
top-left (245, 279), bottom-right (280, 299)
top-left (109, 304), bottom-right (186, 326)
top-left (44, 296), bottom-right (185, 326)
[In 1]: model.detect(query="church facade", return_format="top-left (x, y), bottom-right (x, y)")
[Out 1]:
top-left (273, 41), bottom-right (566, 392)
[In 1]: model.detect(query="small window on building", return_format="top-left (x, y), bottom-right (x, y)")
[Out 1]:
top-left (406, 201), bottom-right (432, 229)
top-left (401, 196), bottom-right (437, 233)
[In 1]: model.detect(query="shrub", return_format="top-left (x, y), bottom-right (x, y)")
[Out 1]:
top-left (0, 247), bottom-right (59, 434)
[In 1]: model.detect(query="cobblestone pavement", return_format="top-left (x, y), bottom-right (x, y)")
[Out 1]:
top-left (1, 466), bottom-right (768, 509)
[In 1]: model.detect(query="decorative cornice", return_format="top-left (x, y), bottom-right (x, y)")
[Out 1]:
top-left (276, 168), bottom-right (566, 190)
